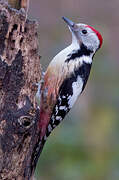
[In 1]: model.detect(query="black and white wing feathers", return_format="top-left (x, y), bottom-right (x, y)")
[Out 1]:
top-left (46, 62), bottom-right (92, 138)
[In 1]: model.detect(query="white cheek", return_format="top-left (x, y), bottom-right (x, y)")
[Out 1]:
top-left (93, 36), bottom-right (100, 49)
top-left (83, 34), bottom-right (100, 51)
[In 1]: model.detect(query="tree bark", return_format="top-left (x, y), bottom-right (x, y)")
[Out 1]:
top-left (0, 1), bottom-right (43, 179)
top-left (8, 0), bottom-right (29, 12)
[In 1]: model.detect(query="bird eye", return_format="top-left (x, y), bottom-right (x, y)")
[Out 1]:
top-left (82, 29), bottom-right (87, 34)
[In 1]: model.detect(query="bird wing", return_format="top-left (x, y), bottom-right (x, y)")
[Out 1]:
top-left (46, 62), bottom-right (92, 137)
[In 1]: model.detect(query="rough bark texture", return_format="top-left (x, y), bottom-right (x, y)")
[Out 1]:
top-left (8, 0), bottom-right (29, 12)
top-left (8, 0), bottom-right (21, 9)
top-left (0, 1), bottom-right (42, 179)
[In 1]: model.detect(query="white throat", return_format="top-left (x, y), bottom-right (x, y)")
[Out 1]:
top-left (71, 32), bottom-right (80, 49)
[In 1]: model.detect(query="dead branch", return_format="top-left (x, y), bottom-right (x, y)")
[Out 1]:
top-left (0, 1), bottom-right (43, 179)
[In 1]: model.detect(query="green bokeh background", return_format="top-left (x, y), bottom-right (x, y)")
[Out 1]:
top-left (29, 0), bottom-right (119, 179)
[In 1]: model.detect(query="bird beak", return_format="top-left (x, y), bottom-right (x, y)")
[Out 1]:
top-left (62, 16), bottom-right (75, 27)
top-left (62, 17), bottom-right (82, 45)
top-left (62, 16), bottom-right (78, 32)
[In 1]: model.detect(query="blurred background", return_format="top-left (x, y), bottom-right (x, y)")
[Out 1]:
top-left (29, 0), bottom-right (119, 179)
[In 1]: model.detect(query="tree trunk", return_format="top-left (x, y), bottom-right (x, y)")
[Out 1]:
top-left (0, 1), bottom-right (43, 179)
top-left (8, 0), bottom-right (29, 12)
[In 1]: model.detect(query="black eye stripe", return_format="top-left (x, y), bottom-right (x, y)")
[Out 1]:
top-left (82, 29), bottom-right (87, 34)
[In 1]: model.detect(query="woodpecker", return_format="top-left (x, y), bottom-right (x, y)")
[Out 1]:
top-left (39, 17), bottom-right (103, 141)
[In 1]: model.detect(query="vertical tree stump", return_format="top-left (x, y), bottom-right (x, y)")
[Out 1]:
top-left (0, 1), bottom-right (42, 179)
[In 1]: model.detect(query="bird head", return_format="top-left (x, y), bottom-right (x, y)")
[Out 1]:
top-left (62, 17), bottom-right (103, 53)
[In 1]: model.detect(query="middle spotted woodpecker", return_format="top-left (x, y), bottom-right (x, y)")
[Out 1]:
top-left (39, 17), bottom-right (103, 141)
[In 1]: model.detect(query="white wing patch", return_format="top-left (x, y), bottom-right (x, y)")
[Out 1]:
top-left (68, 76), bottom-right (83, 108)
top-left (48, 124), bottom-right (52, 132)
top-left (59, 106), bottom-right (67, 110)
